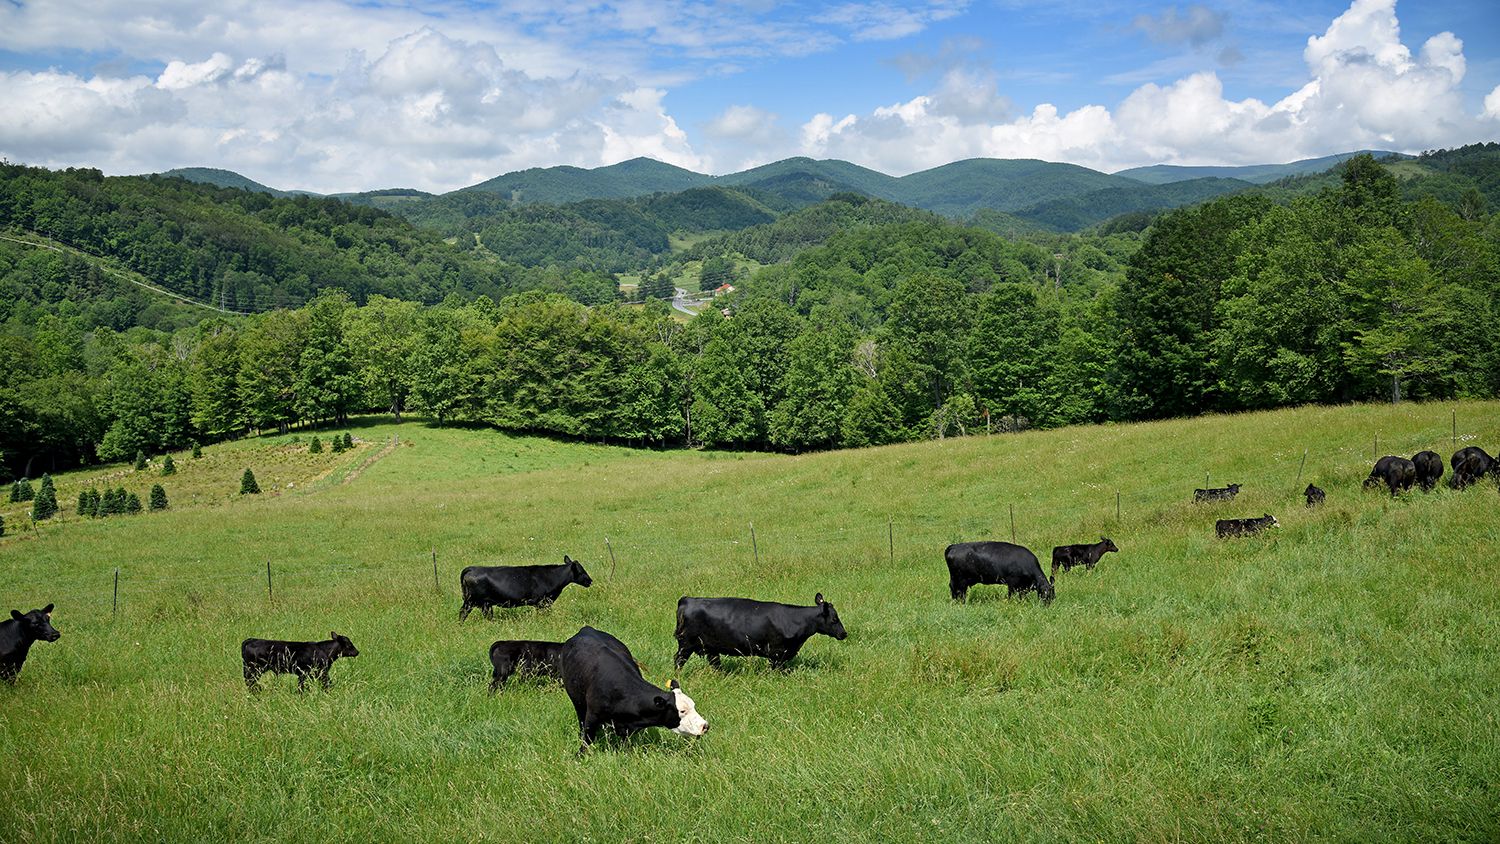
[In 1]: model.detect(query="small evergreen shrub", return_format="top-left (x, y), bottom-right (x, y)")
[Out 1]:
top-left (0, 513), bottom-right (5, 536)
top-left (149, 484), bottom-right (168, 511)
top-left (86, 488), bottom-right (101, 516)
top-left (192, 443), bottom-right (203, 459)
top-left (331, 436), bottom-right (345, 454)
top-left (343, 433), bottom-right (353, 449)
top-left (125, 492), bottom-right (142, 514)
top-left (78, 491), bottom-right (91, 517)
top-left (12, 479), bottom-right (34, 502)
top-left (310, 436), bottom-right (323, 454)
top-left (134, 451), bottom-right (147, 471)
top-left (31, 475), bottom-right (58, 521)
top-left (240, 468), bottom-right (260, 495)
top-left (162, 455), bottom-right (176, 476)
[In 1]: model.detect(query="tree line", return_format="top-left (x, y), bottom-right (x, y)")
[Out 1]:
top-left (0, 155), bottom-right (1494, 478)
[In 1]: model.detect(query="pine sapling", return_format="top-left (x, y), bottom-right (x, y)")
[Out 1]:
top-left (125, 492), bottom-right (142, 514)
top-left (162, 454), bottom-right (176, 475)
top-left (134, 450), bottom-right (147, 471)
top-left (31, 475), bottom-right (58, 521)
top-left (240, 468), bottom-right (260, 495)
top-left (149, 484), bottom-right (168, 511)
top-left (310, 436), bottom-right (323, 454)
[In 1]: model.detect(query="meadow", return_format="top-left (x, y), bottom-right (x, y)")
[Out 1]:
top-left (2, 401), bottom-right (1498, 841)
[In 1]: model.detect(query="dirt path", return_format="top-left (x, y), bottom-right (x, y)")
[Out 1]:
top-left (342, 437), bottom-right (400, 485)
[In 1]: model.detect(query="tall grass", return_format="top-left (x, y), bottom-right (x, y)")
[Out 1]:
top-left (2, 402), bottom-right (1498, 841)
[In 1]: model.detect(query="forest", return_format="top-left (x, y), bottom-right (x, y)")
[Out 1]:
top-left (1, 149), bottom-right (1497, 479)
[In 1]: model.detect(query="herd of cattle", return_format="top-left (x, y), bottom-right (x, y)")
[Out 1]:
top-left (2, 444), bottom-right (1495, 752)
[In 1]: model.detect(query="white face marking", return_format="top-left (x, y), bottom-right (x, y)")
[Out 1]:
top-left (670, 688), bottom-right (709, 736)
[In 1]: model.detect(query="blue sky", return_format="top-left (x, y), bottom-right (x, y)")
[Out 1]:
top-left (1, 0), bottom-right (1496, 193)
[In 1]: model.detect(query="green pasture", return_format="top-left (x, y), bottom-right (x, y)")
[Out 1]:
top-left (2, 402), bottom-right (1498, 841)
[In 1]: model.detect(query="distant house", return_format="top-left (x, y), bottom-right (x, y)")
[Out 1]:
top-left (714, 283), bottom-right (735, 295)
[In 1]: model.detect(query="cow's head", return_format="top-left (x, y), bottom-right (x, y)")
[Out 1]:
top-left (9, 604), bottom-right (60, 643)
top-left (1099, 537), bottom-right (1119, 553)
top-left (564, 555), bottom-right (593, 588)
top-left (1227, 483), bottom-right (1241, 493)
top-left (667, 679), bottom-right (709, 736)
top-left (1304, 484), bottom-right (1318, 497)
top-left (813, 593), bottom-right (847, 640)
top-left (1264, 514), bottom-right (1280, 528)
top-left (1038, 578), bottom-right (1055, 606)
top-left (1363, 475), bottom-right (1382, 490)
top-left (330, 631), bottom-right (359, 658)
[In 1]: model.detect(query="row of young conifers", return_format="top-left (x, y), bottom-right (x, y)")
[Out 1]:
top-left (3, 444), bottom-right (1496, 753)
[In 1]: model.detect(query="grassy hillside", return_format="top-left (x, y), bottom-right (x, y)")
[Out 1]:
top-left (2, 401), bottom-right (1497, 840)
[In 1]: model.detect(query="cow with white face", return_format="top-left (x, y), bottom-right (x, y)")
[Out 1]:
top-left (560, 626), bottom-right (710, 752)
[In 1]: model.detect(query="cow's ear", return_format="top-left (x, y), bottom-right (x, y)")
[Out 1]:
top-left (9, 610), bottom-right (20, 621)
top-left (42, 603), bottom-right (53, 613)
top-left (331, 631), bottom-right (339, 640)
top-left (564, 555), bottom-right (573, 564)
top-left (669, 679), bottom-right (681, 691)
top-left (814, 592), bottom-right (824, 605)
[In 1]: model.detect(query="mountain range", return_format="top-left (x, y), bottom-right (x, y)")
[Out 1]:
top-left (156, 150), bottom-right (1403, 232)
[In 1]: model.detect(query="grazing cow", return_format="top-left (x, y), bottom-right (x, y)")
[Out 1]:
top-left (1050, 537), bottom-right (1119, 580)
top-left (1194, 483), bottom-right (1241, 503)
top-left (560, 626), bottom-right (708, 752)
top-left (241, 632), bottom-right (359, 691)
top-left (1, 604), bottom-right (60, 683)
top-left (459, 556), bottom-right (593, 621)
top-left (488, 639), bottom-right (567, 693)
top-left (1364, 456), bottom-right (1416, 496)
top-left (674, 594), bottom-right (847, 670)
top-left (1411, 451), bottom-right (1444, 492)
top-left (944, 541), bottom-right (1054, 604)
top-left (1215, 514), bottom-right (1279, 538)
top-left (1304, 484), bottom-right (1325, 507)
top-left (1448, 446), bottom-right (1497, 490)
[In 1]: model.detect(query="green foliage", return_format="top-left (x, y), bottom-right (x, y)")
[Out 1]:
top-left (309, 436), bottom-right (323, 454)
top-left (343, 433), bottom-right (353, 450)
top-left (124, 491), bottom-right (142, 514)
top-left (31, 474), bottom-right (58, 520)
top-left (330, 435), bottom-right (344, 453)
top-left (0, 513), bottom-right (4, 536)
top-left (698, 255), bottom-right (738, 292)
top-left (240, 468), bottom-right (260, 495)
top-left (192, 443), bottom-right (202, 459)
top-left (11, 478), bottom-right (34, 502)
top-left (149, 484), bottom-right (168, 511)
top-left (134, 450), bottom-right (147, 471)
top-left (161, 454), bottom-right (176, 475)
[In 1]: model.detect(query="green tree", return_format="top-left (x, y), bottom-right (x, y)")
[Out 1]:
top-left (192, 443), bottom-right (202, 459)
top-left (125, 491), bottom-right (142, 514)
top-left (769, 324), bottom-right (858, 450)
top-left (343, 432), bottom-right (353, 450)
top-left (238, 309), bottom-right (306, 435)
top-left (345, 295), bottom-right (420, 422)
top-left (161, 454), bottom-right (176, 475)
top-left (31, 474), bottom-right (58, 520)
top-left (12, 478), bottom-right (34, 502)
top-left (149, 484), bottom-right (168, 511)
top-left (309, 436), bottom-right (323, 454)
top-left (0, 513), bottom-right (5, 536)
top-left (77, 490), bottom-right (91, 516)
top-left (699, 256), bottom-right (737, 292)
top-left (188, 320), bottom-right (245, 439)
top-left (968, 284), bottom-right (1059, 425)
top-left (240, 468), bottom-right (260, 495)
top-left (885, 272), bottom-right (972, 413)
top-left (295, 290), bottom-right (358, 425)
top-left (134, 450), bottom-right (147, 470)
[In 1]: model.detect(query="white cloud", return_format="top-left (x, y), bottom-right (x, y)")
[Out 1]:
top-left (1485, 86), bottom-right (1500, 121)
top-left (799, 0), bottom-right (1494, 174)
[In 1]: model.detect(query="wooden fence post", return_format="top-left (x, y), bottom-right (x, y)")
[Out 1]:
top-left (750, 523), bottom-right (759, 566)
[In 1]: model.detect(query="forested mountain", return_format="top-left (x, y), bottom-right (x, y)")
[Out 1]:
top-left (1011, 177), bottom-right (1252, 230)
top-left (674, 194), bottom-right (942, 266)
top-left (460, 157), bottom-right (711, 203)
top-left (1115, 150), bottom-right (1403, 185)
top-left (157, 167), bottom-right (296, 196)
top-left (0, 163), bottom-right (617, 322)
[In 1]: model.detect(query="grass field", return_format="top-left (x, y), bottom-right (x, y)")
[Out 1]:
top-left (2, 402), bottom-right (1498, 841)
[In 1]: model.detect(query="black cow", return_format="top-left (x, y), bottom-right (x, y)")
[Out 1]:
top-left (1194, 483), bottom-right (1241, 503)
top-left (1, 604), bottom-right (60, 683)
top-left (944, 541), bottom-right (1054, 604)
top-left (1411, 451), bottom-right (1443, 492)
top-left (1050, 537), bottom-right (1119, 580)
top-left (241, 632), bottom-right (359, 691)
top-left (1304, 484), bottom-right (1325, 507)
top-left (560, 626), bottom-right (708, 752)
top-left (488, 639), bottom-right (566, 693)
top-left (1215, 514), bottom-right (1278, 538)
top-left (1364, 456), bottom-right (1416, 496)
top-left (459, 556), bottom-right (592, 621)
top-left (674, 594), bottom-right (847, 670)
top-left (1448, 446), bottom-right (1496, 490)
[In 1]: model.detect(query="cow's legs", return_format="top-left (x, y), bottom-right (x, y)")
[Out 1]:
top-left (243, 665), bottom-right (261, 690)
top-left (319, 668), bottom-right (332, 690)
top-left (482, 606), bottom-right (495, 621)
top-left (673, 644), bottom-right (693, 669)
top-left (949, 581), bottom-right (967, 601)
top-left (459, 601), bottom-right (473, 622)
top-left (296, 672), bottom-right (307, 693)
top-left (705, 653), bottom-right (721, 669)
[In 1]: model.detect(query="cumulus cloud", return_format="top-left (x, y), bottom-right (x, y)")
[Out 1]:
top-left (1132, 4), bottom-right (1227, 47)
top-left (800, 0), bottom-right (1494, 174)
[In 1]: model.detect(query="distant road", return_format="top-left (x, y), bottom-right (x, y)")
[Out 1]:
top-left (672, 287), bottom-right (703, 316)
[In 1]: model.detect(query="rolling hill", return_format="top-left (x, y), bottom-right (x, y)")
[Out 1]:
top-left (459, 157), bottom-right (712, 203)
top-left (1114, 150), bottom-right (1405, 185)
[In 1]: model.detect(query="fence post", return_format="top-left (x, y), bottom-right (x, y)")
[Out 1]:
top-left (1116, 491), bottom-right (1121, 521)
top-left (1374, 434), bottom-right (1378, 460)
top-left (432, 548), bottom-right (439, 593)
top-left (750, 522), bottom-right (759, 566)
top-left (266, 560), bottom-right (273, 604)
top-left (605, 536), bottom-right (617, 580)
top-left (1009, 504), bottom-right (1016, 544)
top-left (1295, 449), bottom-right (1308, 486)
top-left (888, 518), bottom-right (894, 566)
top-left (1452, 409), bottom-right (1457, 449)
top-left (112, 568), bottom-right (119, 617)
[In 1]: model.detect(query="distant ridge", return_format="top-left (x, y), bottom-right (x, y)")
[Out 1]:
top-left (1113, 150), bottom-right (1407, 185)
top-left (459, 157), bottom-right (711, 203)
top-left (158, 167), bottom-right (295, 196)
